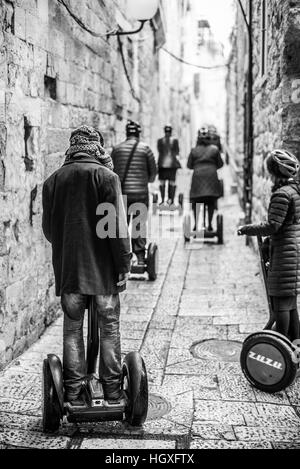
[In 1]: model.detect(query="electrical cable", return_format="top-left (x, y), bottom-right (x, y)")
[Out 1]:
top-left (161, 47), bottom-right (228, 70)
top-left (117, 36), bottom-right (141, 103)
top-left (57, 0), bottom-right (140, 103)
top-left (57, 0), bottom-right (118, 37)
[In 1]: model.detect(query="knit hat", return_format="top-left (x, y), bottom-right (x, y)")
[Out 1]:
top-left (65, 125), bottom-right (113, 171)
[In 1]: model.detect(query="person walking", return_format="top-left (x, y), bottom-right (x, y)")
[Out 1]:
top-left (42, 125), bottom-right (131, 408)
top-left (111, 120), bottom-right (157, 265)
top-left (238, 149), bottom-right (300, 342)
top-left (157, 125), bottom-right (181, 207)
top-left (187, 127), bottom-right (224, 231)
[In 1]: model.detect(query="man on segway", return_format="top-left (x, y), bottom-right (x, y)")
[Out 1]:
top-left (42, 126), bottom-right (131, 409)
top-left (111, 120), bottom-right (157, 266)
top-left (157, 125), bottom-right (181, 207)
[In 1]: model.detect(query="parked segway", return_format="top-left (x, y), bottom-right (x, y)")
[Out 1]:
top-left (152, 191), bottom-right (184, 216)
top-left (130, 243), bottom-right (158, 281)
top-left (183, 204), bottom-right (224, 245)
top-left (42, 298), bottom-right (149, 433)
top-left (239, 235), bottom-right (299, 393)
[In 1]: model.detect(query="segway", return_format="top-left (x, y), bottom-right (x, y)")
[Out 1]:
top-left (183, 204), bottom-right (224, 245)
top-left (42, 298), bottom-right (149, 433)
top-left (130, 243), bottom-right (158, 281)
top-left (240, 235), bottom-right (299, 393)
top-left (152, 192), bottom-right (184, 216)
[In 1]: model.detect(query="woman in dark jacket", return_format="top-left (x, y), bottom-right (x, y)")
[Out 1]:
top-left (187, 127), bottom-right (224, 231)
top-left (238, 149), bottom-right (300, 341)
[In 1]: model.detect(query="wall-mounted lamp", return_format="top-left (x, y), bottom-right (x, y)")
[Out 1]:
top-left (107, 0), bottom-right (159, 37)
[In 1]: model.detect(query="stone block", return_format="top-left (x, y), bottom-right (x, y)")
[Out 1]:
top-left (14, 6), bottom-right (26, 40)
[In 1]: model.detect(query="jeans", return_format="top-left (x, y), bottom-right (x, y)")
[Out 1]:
top-left (61, 293), bottom-right (122, 401)
top-left (126, 196), bottom-right (149, 259)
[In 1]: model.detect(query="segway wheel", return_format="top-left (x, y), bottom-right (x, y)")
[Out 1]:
top-left (217, 214), bottom-right (224, 245)
top-left (183, 214), bottom-right (192, 243)
top-left (152, 194), bottom-right (158, 215)
top-left (178, 193), bottom-right (184, 215)
top-left (42, 358), bottom-right (62, 433)
top-left (122, 352), bottom-right (148, 426)
top-left (147, 243), bottom-right (158, 281)
top-left (240, 332), bottom-right (298, 393)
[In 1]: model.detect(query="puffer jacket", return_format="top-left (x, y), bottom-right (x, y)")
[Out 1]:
top-left (111, 137), bottom-right (157, 197)
top-left (243, 182), bottom-right (300, 297)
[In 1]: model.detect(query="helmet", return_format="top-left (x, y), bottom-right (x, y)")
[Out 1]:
top-left (164, 125), bottom-right (173, 134)
top-left (126, 120), bottom-right (141, 138)
top-left (266, 149), bottom-right (300, 178)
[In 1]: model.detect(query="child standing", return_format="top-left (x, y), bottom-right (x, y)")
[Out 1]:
top-left (238, 149), bottom-right (300, 342)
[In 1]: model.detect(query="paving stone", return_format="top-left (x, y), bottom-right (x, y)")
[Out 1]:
top-left (244, 403), bottom-right (300, 427)
top-left (234, 426), bottom-right (300, 442)
top-left (190, 439), bottom-right (272, 449)
top-left (0, 429), bottom-right (70, 449)
top-left (218, 373), bottom-right (256, 402)
top-left (163, 375), bottom-right (219, 400)
top-left (0, 398), bottom-right (41, 416)
top-left (194, 400), bottom-right (258, 425)
top-left (0, 412), bottom-right (42, 431)
top-left (192, 423), bottom-right (236, 441)
top-left (80, 438), bottom-right (176, 449)
top-left (254, 389), bottom-right (290, 405)
top-left (0, 373), bottom-right (41, 400)
top-left (165, 359), bottom-right (219, 376)
top-left (273, 442), bottom-right (300, 449)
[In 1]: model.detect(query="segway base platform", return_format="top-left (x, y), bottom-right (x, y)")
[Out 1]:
top-left (152, 193), bottom-right (184, 216)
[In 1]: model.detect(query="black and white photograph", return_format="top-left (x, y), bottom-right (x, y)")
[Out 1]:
top-left (0, 0), bottom-right (300, 454)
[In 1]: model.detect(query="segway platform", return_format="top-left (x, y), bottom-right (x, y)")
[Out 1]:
top-left (130, 243), bottom-right (158, 281)
top-left (152, 193), bottom-right (184, 216)
top-left (42, 299), bottom-right (149, 433)
top-left (240, 236), bottom-right (299, 393)
top-left (183, 212), bottom-right (224, 245)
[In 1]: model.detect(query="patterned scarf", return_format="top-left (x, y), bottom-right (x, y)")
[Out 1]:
top-left (65, 125), bottom-right (114, 171)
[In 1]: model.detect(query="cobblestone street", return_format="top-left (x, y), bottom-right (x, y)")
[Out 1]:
top-left (0, 169), bottom-right (299, 450)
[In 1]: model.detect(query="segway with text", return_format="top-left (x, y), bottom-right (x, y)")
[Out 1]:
top-left (239, 235), bottom-right (299, 393)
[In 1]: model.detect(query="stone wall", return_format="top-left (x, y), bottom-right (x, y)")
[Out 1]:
top-left (226, 0), bottom-right (300, 222)
top-left (0, 0), bottom-right (168, 368)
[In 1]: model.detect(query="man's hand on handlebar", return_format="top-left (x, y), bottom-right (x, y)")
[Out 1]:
top-left (117, 272), bottom-right (129, 287)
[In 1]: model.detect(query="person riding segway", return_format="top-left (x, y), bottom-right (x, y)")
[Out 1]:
top-left (155, 125), bottom-right (183, 213)
top-left (112, 121), bottom-right (158, 280)
top-left (184, 127), bottom-right (224, 244)
top-left (42, 126), bottom-right (148, 431)
top-left (238, 149), bottom-right (300, 392)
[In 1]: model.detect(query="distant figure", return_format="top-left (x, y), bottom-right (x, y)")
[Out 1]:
top-left (157, 125), bottom-right (181, 206)
top-left (111, 120), bottom-right (157, 265)
top-left (187, 127), bottom-right (224, 231)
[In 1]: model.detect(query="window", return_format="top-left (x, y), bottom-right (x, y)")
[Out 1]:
top-left (261, 0), bottom-right (268, 77)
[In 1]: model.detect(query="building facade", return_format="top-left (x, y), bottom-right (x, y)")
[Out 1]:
top-left (226, 0), bottom-right (300, 220)
top-left (0, 0), bottom-right (189, 367)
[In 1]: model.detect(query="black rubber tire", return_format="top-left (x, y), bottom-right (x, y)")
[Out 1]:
top-left (122, 352), bottom-right (148, 426)
top-left (147, 243), bottom-right (158, 281)
top-left (217, 214), bottom-right (224, 245)
top-left (240, 333), bottom-right (298, 393)
top-left (42, 358), bottom-right (61, 433)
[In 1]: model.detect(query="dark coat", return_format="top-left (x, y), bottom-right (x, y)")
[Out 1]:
top-left (42, 155), bottom-right (131, 297)
top-left (187, 144), bottom-right (224, 200)
top-left (243, 183), bottom-right (300, 297)
top-left (111, 137), bottom-right (157, 197)
top-left (157, 136), bottom-right (181, 169)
